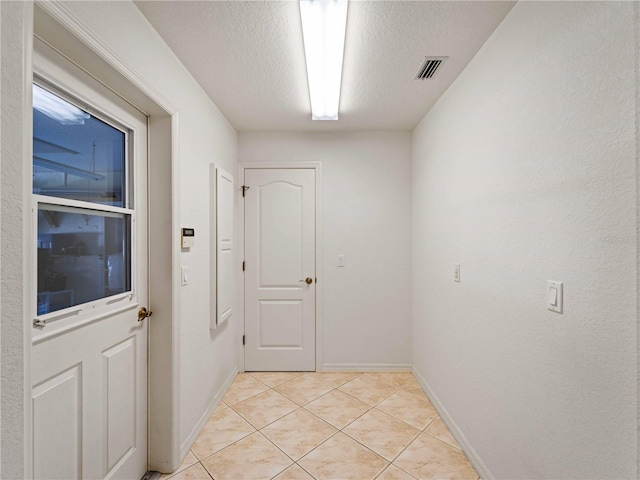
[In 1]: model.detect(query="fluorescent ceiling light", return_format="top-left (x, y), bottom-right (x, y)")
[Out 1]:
top-left (299, 0), bottom-right (348, 121)
top-left (33, 156), bottom-right (105, 181)
top-left (33, 84), bottom-right (89, 125)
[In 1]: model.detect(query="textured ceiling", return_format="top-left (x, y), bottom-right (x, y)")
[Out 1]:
top-left (135, 1), bottom-right (515, 132)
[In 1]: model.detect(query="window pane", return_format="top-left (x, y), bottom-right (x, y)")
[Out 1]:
top-left (37, 205), bottom-right (131, 316)
top-left (32, 84), bottom-right (126, 207)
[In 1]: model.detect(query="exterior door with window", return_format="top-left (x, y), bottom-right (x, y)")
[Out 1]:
top-left (244, 168), bottom-right (316, 371)
top-left (30, 40), bottom-right (149, 479)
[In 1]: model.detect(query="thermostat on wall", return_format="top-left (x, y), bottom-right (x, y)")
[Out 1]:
top-left (181, 228), bottom-right (195, 248)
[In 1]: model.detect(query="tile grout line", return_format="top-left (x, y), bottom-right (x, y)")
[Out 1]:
top-left (339, 383), bottom-right (435, 432)
top-left (420, 425), bottom-right (465, 452)
top-left (228, 393), bottom-right (299, 432)
top-left (374, 462), bottom-right (420, 480)
top-left (302, 394), bottom-right (373, 430)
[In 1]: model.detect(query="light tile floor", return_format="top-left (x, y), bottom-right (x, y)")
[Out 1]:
top-left (161, 372), bottom-right (480, 480)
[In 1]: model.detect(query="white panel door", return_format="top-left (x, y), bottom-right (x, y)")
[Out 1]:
top-left (31, 39), bottom-right (148, 480)
top-left (244, 168), bottom-right (316, 371)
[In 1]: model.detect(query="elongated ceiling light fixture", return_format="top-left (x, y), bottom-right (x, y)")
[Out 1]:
top-left (299, 0), bottom-right (348, 120)
top-left (33, 84), bottom-right (89, 125)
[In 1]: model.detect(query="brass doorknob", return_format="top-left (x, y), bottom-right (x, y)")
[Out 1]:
top-left (299, 277), bottom-right (313, 285)
top-left (138, 307), bottom-right (153, 322)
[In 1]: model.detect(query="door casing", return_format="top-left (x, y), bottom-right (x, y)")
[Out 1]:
top-left (239, 162), bottom-right (323, 373)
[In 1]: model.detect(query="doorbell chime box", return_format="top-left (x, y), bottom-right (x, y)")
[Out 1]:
top-left (181, 228), bottom-right (195, 248)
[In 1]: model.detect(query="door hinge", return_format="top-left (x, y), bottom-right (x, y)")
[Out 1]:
top-left (241, 185), bottom-right (250, 197)
top-left (242, 335), bottom-right (245, 346)
top-left (242, 261), bottom-right (245, 271)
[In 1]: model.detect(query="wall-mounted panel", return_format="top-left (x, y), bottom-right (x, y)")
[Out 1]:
top-left (217, 168), bottom-right (234, 326)
top-left (210, 164), bottom-right (235, 329)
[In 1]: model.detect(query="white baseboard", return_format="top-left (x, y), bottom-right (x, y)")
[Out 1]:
top-left (411, 367), bottom-right (493, 480)
top-left (180, 367), bottom-right (238, 459)
top-left (321, 363), bottom-right (412, 372)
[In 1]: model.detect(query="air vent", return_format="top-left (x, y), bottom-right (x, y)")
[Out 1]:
top-left (415, 56), bottom-right (448, 80)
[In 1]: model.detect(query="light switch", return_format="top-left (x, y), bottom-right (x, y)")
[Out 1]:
top-left (337, 254), bottom-right (345, 267)
top-left (547, 280), bottom-right (562, 313)
top-left (454, 264), bottom-right (460, 282)
top-left (548, 287), bottom-right (558, 306)
top-left (181, 266), bottom-right (189, 286)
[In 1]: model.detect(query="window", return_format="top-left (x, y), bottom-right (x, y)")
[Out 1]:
top-left (33, 82), bottom-right (133, 317)
top-left (33, 84), bottom-right (126, 207)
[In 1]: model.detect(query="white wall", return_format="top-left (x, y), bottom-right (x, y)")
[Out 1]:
top-left (239, 132), bottom-right (412, 369)
top-left (1, 3), bottom-right (33, 477)
top-left (411, 2), bottom-right (638, 479)
top-left (1, 1), bottom-right (240, 474)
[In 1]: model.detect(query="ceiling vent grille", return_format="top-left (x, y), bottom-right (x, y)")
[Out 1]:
top-left (415, 56), bottom-right (448, 80)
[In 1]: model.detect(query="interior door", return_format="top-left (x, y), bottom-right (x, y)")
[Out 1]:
top-left (30, 39), bottom-right (149, 479)
top-left (244, 168), bottom-right (316, 371)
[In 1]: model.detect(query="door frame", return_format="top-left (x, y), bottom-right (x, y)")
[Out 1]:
top-left (26, 2), bottom-right (183, 475)
top-left (238, 162), bottom-right (323, 373)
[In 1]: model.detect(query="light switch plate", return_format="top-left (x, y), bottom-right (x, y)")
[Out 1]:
top-left (454, 264), bottom-right (460, 282)
top-left (547, 280), bottom-right (563, 313)
top-left (181, 266), bottom-right (188, 286)
top-left (337, 254), bottom-right (345, 267)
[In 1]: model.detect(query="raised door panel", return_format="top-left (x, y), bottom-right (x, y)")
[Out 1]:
top-left (258, 182), bottom-right (303, 288)
top-left (103, 337), bottom-right (136, 475)
top-left (33, 366), bottom-right (82, 480)
top-left (259, 300), bottom-right (304, 348)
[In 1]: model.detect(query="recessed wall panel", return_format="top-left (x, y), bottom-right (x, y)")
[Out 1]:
top-left (259, 300), bottom-right (303, 348)
top-left (103, 337), bottom-right (136, 473)
top-left (216, 167), bottom-right (234, 326)
top-left (218, 247), bottom-right (233, 324)
top-left (33, 365), bottom-right (81, 480)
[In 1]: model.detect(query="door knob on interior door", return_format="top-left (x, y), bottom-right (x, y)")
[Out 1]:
top-left (138, 307), bottom-right (153, 322)
top-left (299, 277), bottom-right (313, 285)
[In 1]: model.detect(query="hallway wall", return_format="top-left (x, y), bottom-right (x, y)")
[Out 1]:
top-left (3, 1), bottom-right (240, 470)
top-left (411, 2), bottom-right (638, 478)
top-left (239, 132), bottom-right (412, 370)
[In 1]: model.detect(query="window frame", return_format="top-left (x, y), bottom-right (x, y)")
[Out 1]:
top-left (31, 76), bottom-right (141, 338)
